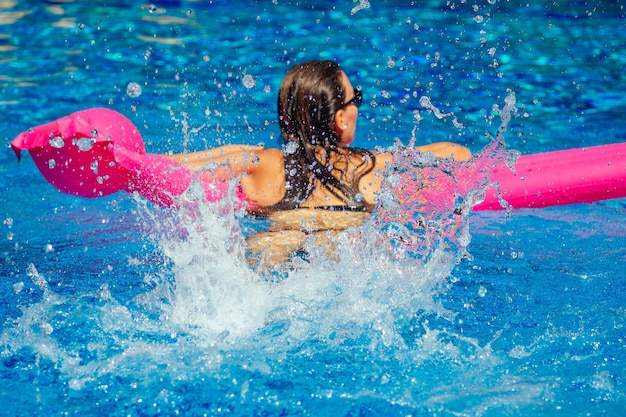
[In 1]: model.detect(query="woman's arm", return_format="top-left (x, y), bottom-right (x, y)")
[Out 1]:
top-left (164, 145), bottom-right (265, 171)
top-left (358, 142), bottom-right (471, 205)
top-left (416, 142), bottom-right (472, 161)
top-left (166, 146), bottom-right (286, 208)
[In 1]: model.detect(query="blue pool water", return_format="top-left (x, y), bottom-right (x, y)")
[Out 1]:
top-left (1, 1), bottom-right (625, 415)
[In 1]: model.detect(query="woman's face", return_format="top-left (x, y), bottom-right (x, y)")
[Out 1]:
top-left (336, 71), bottom-right (359, 146)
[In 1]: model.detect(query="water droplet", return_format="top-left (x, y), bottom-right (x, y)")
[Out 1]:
top-left (452, 117), bottom-right (465, 129)
top-left (350, 0), bottom-right (370, 15)
top-left (478, 286), bottom-right (487, 297)
top-left (473, 15), bottom-right (484, 23)
top-left (285, 142), bottom-right (298, 155)
top-left (13, 282), bottom-right (24, 294)
top-left (27, 263), bottom-right (47, 290)
top-left (45, 243), bottom-right (55, 253)
top-left (90, 161), bottom-right (99, 174)
top-left (127, 82), bottom-right (142, 98)
top-left (49, 136), bottom-right (65, 148)
top-left (99, 283), bottom-right (112, 300)
top-left (48, 159), bottom-right (56, 169)
top-left (242, 74), bottom-right (256, 89)
top-left (38, 322), bottom-right (54, 334)
top-left (504, 93), bottom-right (516, 106)
top-left (76, 137), bottom-right (95, 151)
top-left (78, 23), bottom-right (85, 30)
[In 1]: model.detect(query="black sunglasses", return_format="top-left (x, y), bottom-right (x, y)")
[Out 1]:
top-left (342, 88), bottom-right (362, 108)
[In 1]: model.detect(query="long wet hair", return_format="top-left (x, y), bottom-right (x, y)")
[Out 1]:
top-left (273, 60), bottom-right (375, 210)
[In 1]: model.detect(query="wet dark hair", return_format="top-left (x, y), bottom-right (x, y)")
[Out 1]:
top-left (274, 60), bottom-right (375, 210)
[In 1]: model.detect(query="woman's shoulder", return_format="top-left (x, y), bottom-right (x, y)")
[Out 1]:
top-left (252, 147), bottom-right (283, 168)
top-left (239, 147), bottom-right (286, 208)
top-left (258, 146), bottom-right (283, 158)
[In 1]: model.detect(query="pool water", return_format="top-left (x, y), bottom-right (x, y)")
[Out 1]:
top-left (1, 1), bottom-right (625, 415)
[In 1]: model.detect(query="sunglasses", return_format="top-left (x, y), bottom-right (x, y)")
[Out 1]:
top-left (342, 88), bottom-right (362, 108)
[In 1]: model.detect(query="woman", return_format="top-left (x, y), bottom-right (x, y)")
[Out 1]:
top-left (167, 60), bottom-right (471, 213)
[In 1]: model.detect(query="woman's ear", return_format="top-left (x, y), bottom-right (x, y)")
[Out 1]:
top-left (334, 109), bottom-right (346, 134)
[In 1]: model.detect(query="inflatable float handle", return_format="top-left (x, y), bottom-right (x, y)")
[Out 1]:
top-left (475, 143), bottom-right (626, 210)
top-left (11, 109), bottom-right (196, 207)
